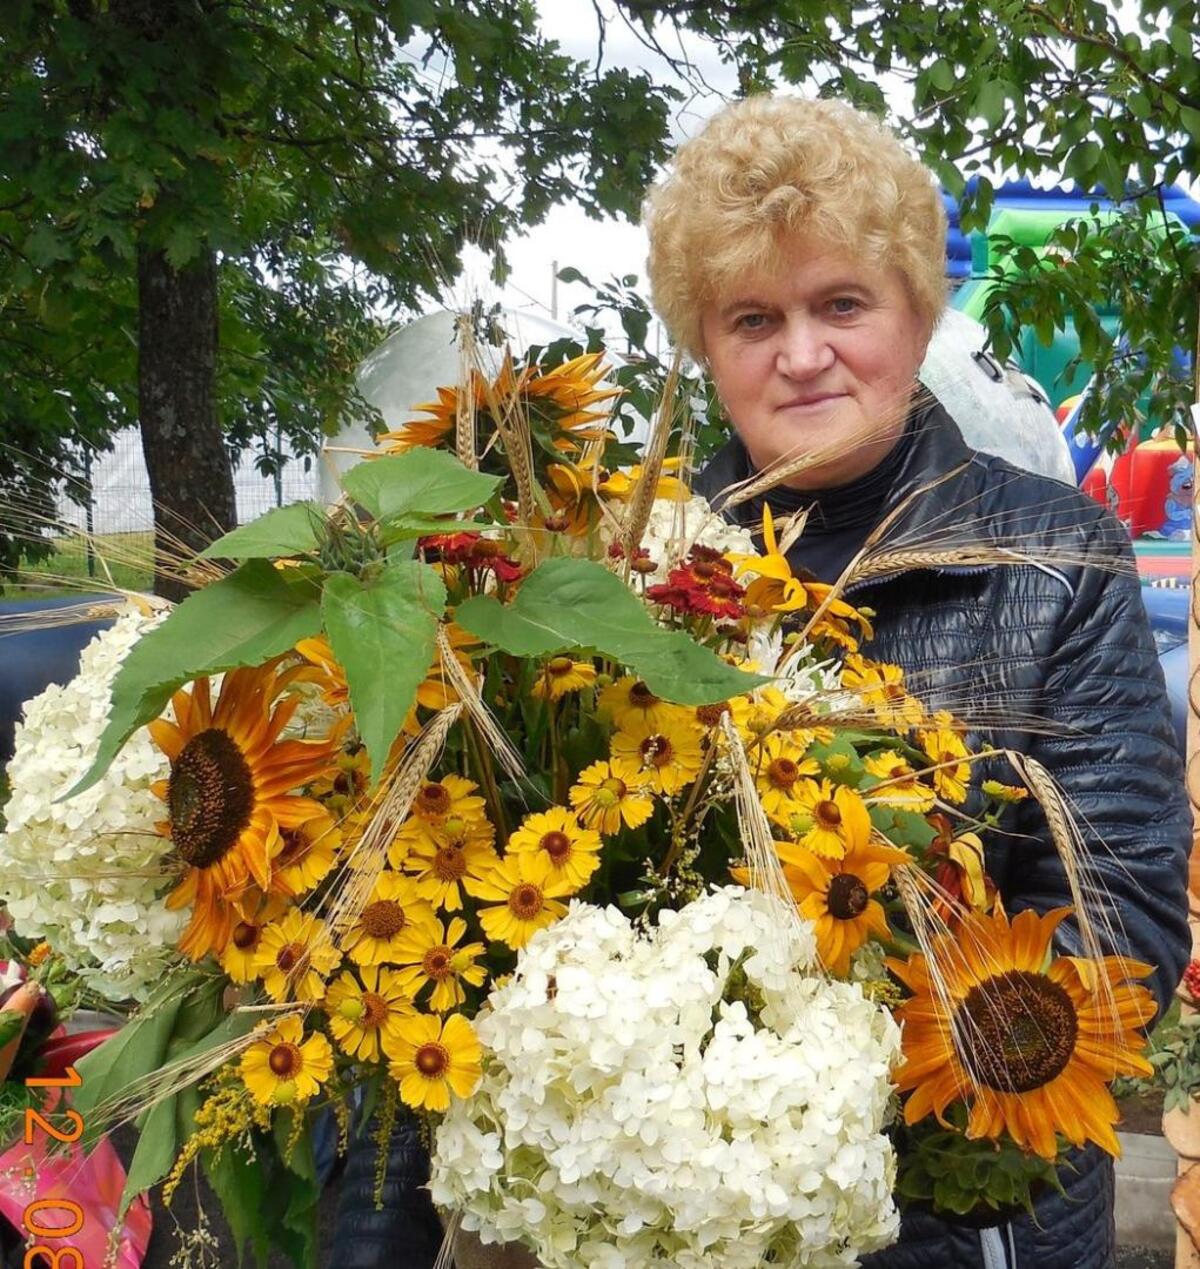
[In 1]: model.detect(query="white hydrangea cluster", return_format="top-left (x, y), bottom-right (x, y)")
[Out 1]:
top-left (0, 607), bottom-right (187, 999)
top-left (432, 888), bottom-right (901, 1268)
top-left (634, 495), bottom-right (758, 582)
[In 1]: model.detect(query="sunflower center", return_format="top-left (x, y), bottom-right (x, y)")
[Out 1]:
top-left (954, 970), bottom-right (1079, 1094)
top-left (629, 681), bottom-right (659, 708)
top-left (422, 947), bottom-right (453, 980)
top-left (232, 922), bottom-right (260, 951)
top-left (416, 1042), bottom-right (450, 1078)
top-left (696, 702), bottom-right (730, 728)
top-left (509, 883), bottom-right (545, 919)
top-left (767, 757), bottom-right (799, 789)
top-left (360, 992), bottom-right (388, 1028)
top-left (361, 900), bottom-right (406, 940)
top-left (639, 735), bottom-right (673, 768)
top-left (268, 1042), bottom-right (301, 1077)
top-left (540, 831), bottom-right (571, 861)
top-left (168, 727), bottom-right (255, 869)
top-left (814, 799), bottom-right (842, 828)
top-left (826, 873), bottom-right (870, 920)
top-left (415, 783), bottom-right (451, 818)
top-left (547, 656), bottom-right (575, 676)
top-left (433, 845), bottom-right (468, 881)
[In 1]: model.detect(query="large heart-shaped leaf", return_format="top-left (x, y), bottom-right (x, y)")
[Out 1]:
top-left (199, 502), bottom-right (326, 560)
top-left (67, 560), bottom-right (323, 799)
top-left (340, 448), bottom-right (501, 521)
top-left (456, 558), bottom-right (770, 704)
top-left (322, 561), bottom-right (447, 780)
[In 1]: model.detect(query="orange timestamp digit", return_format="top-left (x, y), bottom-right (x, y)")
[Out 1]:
top-left (20, 1064), bottom-right (87, 1268)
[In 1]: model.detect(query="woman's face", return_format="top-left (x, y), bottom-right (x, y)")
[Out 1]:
top-left (699, 239), bottom-right (931, 489)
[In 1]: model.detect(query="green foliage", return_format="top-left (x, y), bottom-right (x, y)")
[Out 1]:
top-left (68, 559), bottom-right (323, 798)
top-left (0, 0), bottom-right (678, 566)
top-left (322, 562), bottom-right (448, 780)
top-left (199, 502), bottom-right (327, 561)
top-left (894, 1111), bottom-right (1063, 1219)
top-left (340, 448), bottom-right (503, 522)
top-left (1122, 1001), bottom-right (1200, 1113)
top-left (456, 556), bottom-right (771, 704)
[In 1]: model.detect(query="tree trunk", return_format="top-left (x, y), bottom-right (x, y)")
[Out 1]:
top-left (136, 242), bottom-right (236, 600)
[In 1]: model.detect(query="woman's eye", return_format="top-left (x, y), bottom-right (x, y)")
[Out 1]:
top-left (831, 297), bottom-right (860, 316)
top-left (735, 312), bottom-right (769, 331)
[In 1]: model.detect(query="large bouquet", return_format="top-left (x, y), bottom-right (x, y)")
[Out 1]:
top-left (0, 340), bottom-right (1154, 1267)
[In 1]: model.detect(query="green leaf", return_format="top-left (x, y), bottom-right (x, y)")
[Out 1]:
top-left (66, 561), bottom-right (323, 799)
top-left (322, 562), bottom-right (447, 779)
top-left (929, 59), bottom-right (955, 92)
top-left (455, 558), bottom-right (771, 705)
top-left (199, 502), bottom-right (326, 560)
top-left (205, 1141), bottom-right (270, 1268)
top-left (340, 448), bottom-right (502, 521)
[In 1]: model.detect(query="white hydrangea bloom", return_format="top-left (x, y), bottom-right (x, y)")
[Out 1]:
top-left (0, 607), bottom-right (186, 999)
top-left (432, 888), bottom-right (900, 1268)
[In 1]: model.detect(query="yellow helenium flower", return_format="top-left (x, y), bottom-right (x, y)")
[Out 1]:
top-left (325, 966), bottom-right (415, 1062)
top-left (391, 916), bottom-right (488, 1012)
top-left (389, 776), bottom-right (491, 863)
top-left (738, 685), bottom-right (793, 745)
top-left (254, 909), bottom-right (341, 1002)
top-left (789, 779), bottom-right (872, 860)
top-left (396, 820), bottom-right (501, 913)
top-left (753, 731), bottom-right (821, 823)
top-left (506, 806), bottom-right (602, 890)
top-left (844, 661), bottom-right (924, 731)
top-left (268, 812), bottom-right (341, 899)
top-left (568, 760), bottom-right (654, 835)
top-left (241, 1016), bottom-right (333, 1107)
top-left (389, 1012), bottom-right (482, 1113)
top-left (890, 906), bottom-right (1156, 1161)
top-left (610, 717), bottom-right (704, 797)
top-left (862, 751), bottom-right (936, 813)
top-left (917, 715), bottom-right (972, 804)
top-left (691, 695), bottom-right (753, 743)
top-left (532, 655), bottom-right (597, 701)
top-left (220, 893), bottom-right (288, 984)
top-left (343, 871), bottom-right (437, 966)
top-left (465, 852), bottom-right (574, 949)
top-left (597, 676), bottom-right (689, 734)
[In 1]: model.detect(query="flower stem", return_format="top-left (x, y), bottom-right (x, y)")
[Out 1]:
top-left (463, 716), bottom-right (509, 843)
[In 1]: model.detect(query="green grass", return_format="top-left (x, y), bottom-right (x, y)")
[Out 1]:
top-left (3, 533), bottom-right (154, 603)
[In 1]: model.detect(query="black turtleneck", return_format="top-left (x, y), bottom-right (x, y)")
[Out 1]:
top-left (738, 413), bottom-right (919, 584)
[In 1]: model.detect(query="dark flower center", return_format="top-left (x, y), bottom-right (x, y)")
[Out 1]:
top-left (360, 992), bottom-right (388, 1028)
top-left (275, 826), bottom-right (311, 868)
top-left (696, 702), bottom-right (730, 728)
top-left (815, 799), bottom-right (842, 828)
top-left (268, 1042), bottom-right (300, 1077)
top-left (954, 970), bottom-right (1079, 1093)
top-left (361, 900), bottom-right (406, 939)
top-left (629, 681), bottom-right (659, 708)
top-left (168, 728), bottom-right (255, 869)
top-left (540, 831), bottom-right (571, 861)
top-left (547, 656), bottom-right (575, 676)
top-left (433, 845), bottom-right (468, 881)
top-left (826, 873), bottom-right (870, 920)
top-left (423, 947), bottom-right (453, 980)
top-left (275, 943), bottom-right (306, 973)
top-left (416, 1042), bottom-right (449, 1077)
top-left (232, 921), bottom-right (260, 951)
top-left (415, 783), bottom-right (451, 817)
top-left (509, 883), bottom-right (544, 919)
top-left (640, 735), bottom-right (673, 768)
top-left (768, 757), bottom-right (799, 789)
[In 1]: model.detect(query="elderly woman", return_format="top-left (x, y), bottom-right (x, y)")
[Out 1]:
top-left (645, 94), bottom-right (1190, 1269)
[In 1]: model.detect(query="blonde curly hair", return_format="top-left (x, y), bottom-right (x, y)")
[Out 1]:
top-left (643, 95), bottom-right (948, 359)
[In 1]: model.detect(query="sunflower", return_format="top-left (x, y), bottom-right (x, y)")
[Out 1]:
top-left (506, 807), bottom-right (602, 890)
top-left (787, 779), bottom-right (872, 860)
top-left (219, 893), bottom-right (288, 984)
top-left (377, 379), bottom-right (482, 454)
top-left (753, 731), bottom-right (821, 823)
top-left (325, 966), bottom-right (414, 1062)
top-left (269, 812), bottom-right (342, 898)
top-left (597, 676), bottom-right (688, 734)
top-left (843, 661), bottom-right (924, 731)
top-left (254, 909), bottom-right (342, 1002)
top-left (532, 655), bottom-right (597, 701)
top-left (568, 760), bottom-right (655, 835)
top-left (610, 718), bottom-right (705, 797)
top-left (391, 916), bottom-right (487, 1012)
top-left (890, 906), bottom-right (1156, 1160)
top-left (773, 837), bottom-right (907, 975)
top-left (917, 713), bottom-right (972, 803)
top-left (861, 751), bottom-right (937, 813)
top-left (149, 663), bottom-right (341, 960)
top-left (241, 1015), bottom-right (333, 1107)
top-left (395, 819), bottom-right (500, 912)
top-left (465, 852), bottom-right (574, 949)
top-left (343, 872), bottom-right (437, 966)
top-left (389, 1012), bottom-right (482, 1112)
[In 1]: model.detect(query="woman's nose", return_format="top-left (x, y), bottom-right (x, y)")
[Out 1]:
top-left (776, 317), bottom-right (834, 379)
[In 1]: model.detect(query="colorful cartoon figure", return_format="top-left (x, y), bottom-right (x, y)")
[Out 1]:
top-left (1157, 453), bottom-right (1193, 541)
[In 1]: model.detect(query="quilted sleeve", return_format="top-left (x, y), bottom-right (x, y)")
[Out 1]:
top-left (1005, 513), bottom-right (1191, 1018)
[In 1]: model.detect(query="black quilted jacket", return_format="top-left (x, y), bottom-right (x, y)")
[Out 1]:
top-left (696, 399), bottom-right (1191, 1268)
top-left (333, 400), bottom-right (1189, 1269)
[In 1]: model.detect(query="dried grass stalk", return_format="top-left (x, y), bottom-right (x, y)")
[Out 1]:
top-left (619, 350), bottom-right (682, 561)
top-left (436, 624), bottom-right (526, 785)
top-left (455, 314), bottom-right (478, 471)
